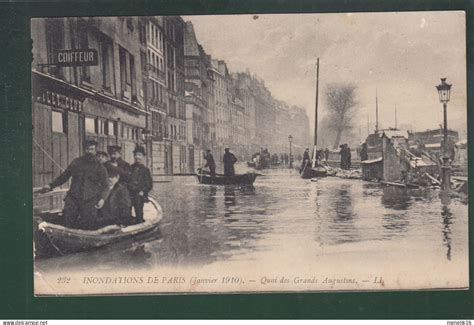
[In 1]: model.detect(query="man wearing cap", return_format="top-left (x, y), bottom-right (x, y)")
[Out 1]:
top-left (42, 139), bottom-right (109, 230)
top-left (204, 149), bottom-right (216, 178)
top-left (129, 146), bottom-right (153, 224)
top-left (96, 151), bottom-right (109, 165)
top-left (97, 164), bottom-right (132, 228)
top-left (106, 145), bottom-right (131, 184)
top-left (223, 148), bottom-right (238, 177)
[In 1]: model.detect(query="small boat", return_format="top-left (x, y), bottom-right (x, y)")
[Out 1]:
top-left (196, 172), bottom-right (258, 185)
top-left (34, 197), bottom-right (163, 257)
top-left (301, 165), bottom-right (328, 179)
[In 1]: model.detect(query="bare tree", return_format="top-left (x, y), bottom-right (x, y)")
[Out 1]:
top-left (324, 83), bottom-right (358, 149)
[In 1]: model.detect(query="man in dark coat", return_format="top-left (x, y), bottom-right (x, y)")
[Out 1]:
top-left (360, 143), bottom-right (368, 161)
top-left (300, 148), bottom-right (311, 173)
top-left (129, 146), bottom-right (153, 224)
top-left (324, 148), bottom-right (330, 162)
top-left (98, 165), bottom-right (132, 228)
top-left (43, 140), bottom-right (108, 230)
top-left (204, 149), bottom-right (216, 177)
top-left (346, 145), bottom-right (352, 169)
top-left (223, 148), bottom-right (238, 177)
top-left (106, 145), bottom-right (131, 184)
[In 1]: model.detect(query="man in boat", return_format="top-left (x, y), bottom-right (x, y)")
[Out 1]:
top-left (97, 151), bottom-right (109, 165)
top-left (300, 148), bottom-right (311, 173)
top-left (42, 139), bottom-right (108, 230)
top-left (204, 149), bottom-right (216, 177)
top-left (129, 146), bottom-right (153, 224)
top-left (223, 148), bottom-right (238, 177)
top-left (106, 145), bottom-right (131, 184)
top-left (98, 165), bottom-right (132, 228)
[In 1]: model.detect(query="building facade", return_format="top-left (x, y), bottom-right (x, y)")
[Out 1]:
top-left (32, 17), bottom-right (147, 189)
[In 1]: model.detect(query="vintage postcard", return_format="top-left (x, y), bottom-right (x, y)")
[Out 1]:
top-left (32, 11), bottom-right (468, 295)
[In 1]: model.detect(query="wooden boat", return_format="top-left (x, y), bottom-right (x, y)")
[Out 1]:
top-left (34, 197), bottom-right (163, 257)
top-left (196, 172), bottom-right (258, 185)
top-left (300, 165), bottom-right (328, 179)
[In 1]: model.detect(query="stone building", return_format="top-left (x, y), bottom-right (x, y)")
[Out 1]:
top-left (32, 17), bottom-right (147, 189)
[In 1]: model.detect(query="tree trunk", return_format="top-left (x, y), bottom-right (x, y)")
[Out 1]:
top-left (333, 127), bottom-right (343, 149)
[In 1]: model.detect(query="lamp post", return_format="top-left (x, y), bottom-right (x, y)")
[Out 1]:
top-left (288, 135), bottom-right (293, 168)
top-left (435, 77), bottom-right (452, 190)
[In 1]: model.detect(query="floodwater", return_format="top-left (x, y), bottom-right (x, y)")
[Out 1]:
top-left (35, 165), bottom-right (469, 290)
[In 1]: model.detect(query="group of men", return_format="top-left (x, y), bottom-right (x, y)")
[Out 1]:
top-left (203, 148), bottom-right (238, 177)
top-left (43, 140), bottom-right (153, 230)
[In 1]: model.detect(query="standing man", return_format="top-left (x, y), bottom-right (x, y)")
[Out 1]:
top-left (360, 143), bottom-right (368, 161)
top-left (346, 144), bottom-right (352, 169)
top-left (324, 148), bottom-right (330, 162)
top-left (106, 145), bottom-right (131, 184)
top-left (223, 148), bottom-right (238, 177)
top-left (129, 146), bottom-right (153, 224)
top-left (300, 148), bottom-right (311, 173)
top-left (204, 149), bottom-right (216, 177)
top-left (42, 140), bottom-right (108, 230)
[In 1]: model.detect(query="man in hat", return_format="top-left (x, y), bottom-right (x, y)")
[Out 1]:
top-left (129, 146), bottom-right (153, 224)
top-left (106, 145), bottom-right (131, 184)
top-left (97, 164), bottom-right (132, 228)
top-left (96, 151), bottom-right (109, 165)
top-left (204, 149), bottom-right (216, 177)
top-left (42, 139), bottom-right (109, 230)
top-left (300, 148), bottom-right (311, 173)
top-left (223, 148), bottom-right (238, 177)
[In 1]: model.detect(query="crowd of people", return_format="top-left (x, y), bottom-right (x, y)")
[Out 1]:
top-left (42, 140), bottom-right (153, 230)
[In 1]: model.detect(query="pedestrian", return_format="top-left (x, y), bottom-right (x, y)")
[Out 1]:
top-left (129, 146), bottom-right (153, 224)
top-left (42, 139), bottom-right (108, 230)
top-left (106, 145), bottom-right (131, 184)
top-left (223, 148), bottom-right (238, 177)
top-left (98, 165), bottom-right (132, 228)
top-left (96, 151), bottom-right (109, 165)
top-left (300, 148), bottom-right (311, 173)
top-left (346, 144), bottom-right (352, 169)
top-left (339, 144), bottom-right (346, 169)
top-left (360, 143), bottom-right (368, 161)
top-left (204, 149), bottom-right (216, 177)
top-left (324, 148), bottom-right (330, 162)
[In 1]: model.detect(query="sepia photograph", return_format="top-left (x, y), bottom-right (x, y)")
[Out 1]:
top-left (31, 11), bottom-right (468, 295)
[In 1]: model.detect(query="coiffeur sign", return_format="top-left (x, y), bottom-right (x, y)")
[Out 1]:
top-left (55, 49), bottom-right (98, 67)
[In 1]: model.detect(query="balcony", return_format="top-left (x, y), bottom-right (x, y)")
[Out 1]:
top-left (147, 64), bottom-right (166, 82)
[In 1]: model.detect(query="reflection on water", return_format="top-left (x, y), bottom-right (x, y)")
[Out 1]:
top-left (36, 169), bottom-right (468, 272)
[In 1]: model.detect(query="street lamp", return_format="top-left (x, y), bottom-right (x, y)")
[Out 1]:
top-left (288, 135), bottom-right (293, 168)
top-left (436, 77), bottom-right (452, 190)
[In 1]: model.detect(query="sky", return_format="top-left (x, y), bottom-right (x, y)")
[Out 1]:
top-left (184, 11), bottom-right (467, 140)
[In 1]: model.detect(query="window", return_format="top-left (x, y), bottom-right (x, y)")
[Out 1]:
top-left (52, 110), bottom-right (67, 134)
top-left (45, 19), bottom-right (64, 78)
top-left (85, 117), bottom-right (95, 134)
top-left (76, 20), bottom-right (90, 82)
top-left (119, 47), bottom-right (136, 101)
top-left (99, 35), bottom-right (113, 90)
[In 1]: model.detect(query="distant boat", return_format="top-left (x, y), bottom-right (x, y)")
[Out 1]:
top-left (196, 172), bottom-right (258, 185)
top-left (34, 197), bottom-right (162, 257)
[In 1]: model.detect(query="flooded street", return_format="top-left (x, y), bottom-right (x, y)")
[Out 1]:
top-left (36, 165), bottom-right (469, 287)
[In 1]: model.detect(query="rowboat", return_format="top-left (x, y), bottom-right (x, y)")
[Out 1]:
top-left (300, 165), bottom-right (328, 179)
top-left (196, 172), bottom-right (258, 185)
top-left (34, 197), bottom-right (163, 257)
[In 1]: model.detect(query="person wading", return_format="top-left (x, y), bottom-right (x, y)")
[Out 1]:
top-left (204, 149), bottom-right (216, 177)
top-left (42, 140), bottom-right (108, 230)
top-left (129, 146), bottom-right (153, 224)
top-left (223, 148), bottom-right (238, 177)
